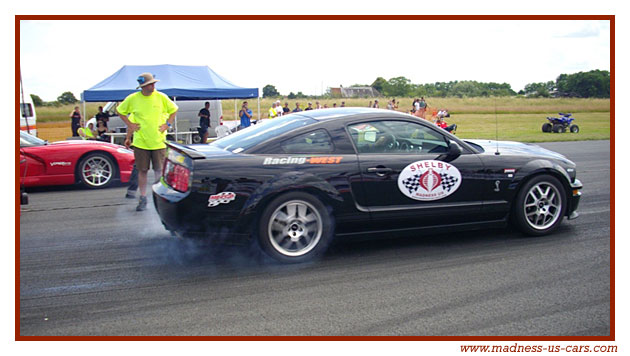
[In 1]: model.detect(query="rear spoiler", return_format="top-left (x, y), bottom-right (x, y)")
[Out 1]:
top-left (166, 141), bottom-right (206, 159)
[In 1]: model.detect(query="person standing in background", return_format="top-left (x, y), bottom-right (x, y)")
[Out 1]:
top-left (269, 102), bottom-right (278, 118)
top-left (275, 100), bottom-right (284, 117)
top-left (239, 101), bottom-right (253, 129)
top-left (69, 106), bottom-right (82, 137)
top-left (198, 101), bottom-right (211, 144)
top-left (95, 106), bottom-right (109, 130)
top-left (418, 97), bottom-right (428, 119)
top-left (124, 117), bottom-right (138, 200)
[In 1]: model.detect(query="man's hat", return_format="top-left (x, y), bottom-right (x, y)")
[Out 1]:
top-left (136, 73), bottom-right (159, 89)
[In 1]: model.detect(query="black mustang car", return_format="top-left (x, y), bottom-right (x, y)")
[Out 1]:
top-left (153, 108), bottom-right (582, 263)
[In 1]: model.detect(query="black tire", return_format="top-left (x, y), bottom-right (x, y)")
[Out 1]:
top-left (257, 192), bottom-right (334, 263)
top-left (192, 133), bottom-right (202, 144)
top-left (512, 174), bottom-right (566, 236)
top-left (560, 126), bottom-right (567, 133)
top-left (569, 124), bottom-right (579, 133)
top-left (542, 123), bottom-right (552, 133)
top-left (77, 152), bottom-right (116, 188)
top-left (552, 124), bottom-right (561, 133)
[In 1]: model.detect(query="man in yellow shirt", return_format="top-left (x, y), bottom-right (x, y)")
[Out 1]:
top-left (268, 102), bottom-right (278, 118)
top-left (117, 73), bottom-right (178, 211)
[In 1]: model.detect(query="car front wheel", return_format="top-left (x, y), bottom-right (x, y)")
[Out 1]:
top-left (513, 175), bottom-right (566, 236)
top-left (258, 192), bottom-right (333, 263)
top-left (77, 153), bottom-right (116, 188)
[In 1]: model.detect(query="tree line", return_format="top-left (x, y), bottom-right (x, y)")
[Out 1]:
top-left (521, 69), bottom-right (609, 98)
top-left (261, 69), bottom-right (609, 99)
top-left (32, 69), bottom-right (609, 106)
top-left (30, 91), bottom-right (79, 107)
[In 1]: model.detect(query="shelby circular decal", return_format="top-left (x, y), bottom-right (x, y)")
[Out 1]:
top-left (397, 160), bottom-right (462, 201)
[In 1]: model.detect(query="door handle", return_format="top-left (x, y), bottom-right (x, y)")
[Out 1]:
top-left (367, 167), bottom-right (393, 176)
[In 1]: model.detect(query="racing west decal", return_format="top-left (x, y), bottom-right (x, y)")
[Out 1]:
top-left (397, 160), bottom-right (462, 201)
top-left (208, 192), bottom-right (236, 207)
top-left (263, 156), bottom-right (343, 165)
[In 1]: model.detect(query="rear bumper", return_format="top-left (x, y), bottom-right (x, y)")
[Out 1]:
top-left (152, 181), bottom-right (250, 244)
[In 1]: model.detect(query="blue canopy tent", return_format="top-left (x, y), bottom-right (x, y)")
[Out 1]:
top-left (81, 64), bottom-right (260, 140)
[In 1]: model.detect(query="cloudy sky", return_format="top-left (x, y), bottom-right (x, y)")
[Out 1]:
top-left (19, 19), bottom-right (610, 101)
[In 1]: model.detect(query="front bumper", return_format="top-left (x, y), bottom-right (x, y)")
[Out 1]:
top-left (567, 178), bottom-right (582, 220)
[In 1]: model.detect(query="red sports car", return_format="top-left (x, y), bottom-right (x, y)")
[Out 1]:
top-left (20, 131), bottom-right (135, 189)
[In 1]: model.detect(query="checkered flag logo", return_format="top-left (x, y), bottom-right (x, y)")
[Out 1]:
top-left (398, 160), bottom-right (462, 201)
top-left (440, 173), bottom-right (459, 192)
top-left (402, 174), bottom-right (422, 194)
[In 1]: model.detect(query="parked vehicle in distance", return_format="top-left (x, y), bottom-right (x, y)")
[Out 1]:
top-left (20, 131), bottom-right (135, 189)
top-left (20, 86), bottom-right (37, 137)
top-left (95, 100), bottom-right (223, 142)
top-left (542, 113), bottom-right (579, 133)
top-left (153, 108), bottom-right (583, 263)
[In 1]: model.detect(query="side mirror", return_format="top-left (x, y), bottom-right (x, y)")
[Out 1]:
top-left (448, 141), bottom-right (462, 157)
top-left (437, 140), bottom-right (462, 162)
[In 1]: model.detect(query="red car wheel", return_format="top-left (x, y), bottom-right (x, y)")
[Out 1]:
top-left (77, 153), bottom-right (116, 188)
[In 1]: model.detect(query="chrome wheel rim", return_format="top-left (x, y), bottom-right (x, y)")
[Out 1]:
top-left (268, 200), bottom-right (322, 257)
top-left (524, 182), bottom-right (562, 230)
top-left (81, 156), bottom-right (113, 187)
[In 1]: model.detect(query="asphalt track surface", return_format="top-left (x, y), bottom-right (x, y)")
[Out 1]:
top-left (19, 140), bottom-right (611, 336)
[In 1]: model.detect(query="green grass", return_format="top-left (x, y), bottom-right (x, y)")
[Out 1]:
top-left (33, 97), bottom-right (611, 142)
top-left (454, 112), bottom-right (610, 142)
top-left (36, 103), bottom-right (106, 122)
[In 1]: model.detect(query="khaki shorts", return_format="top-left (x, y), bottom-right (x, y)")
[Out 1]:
top-left (134, 147), bottom-right (166, 172)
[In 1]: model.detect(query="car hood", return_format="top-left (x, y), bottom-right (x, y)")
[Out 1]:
top-left (465, 139), bottom-right (573, 163)
top-left (51, 140), bottom-right (122, 148)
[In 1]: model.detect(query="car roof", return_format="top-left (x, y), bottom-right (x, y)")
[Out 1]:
top-left (291, 107), bottom-right (412, 121)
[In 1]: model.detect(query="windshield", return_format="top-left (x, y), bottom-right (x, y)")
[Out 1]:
top-left (211, 116), bottom-right (317, 152)
top-left (20, 131), bottom-right (47, 147)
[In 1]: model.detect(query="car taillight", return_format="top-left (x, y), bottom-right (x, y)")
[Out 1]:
top-left (163, 160), bottom-right (190, 192)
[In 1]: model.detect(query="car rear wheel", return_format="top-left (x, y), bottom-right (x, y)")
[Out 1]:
top-left (513, 175), bottom-right (566, 236)
top-left (77, 153), bottom-right (116, 188)
top-left (258, 192), bottom-right (333, 263)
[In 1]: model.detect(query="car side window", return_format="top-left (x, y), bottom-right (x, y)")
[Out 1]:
top-left (348, 120), bottom-right (449, 154)
top-left (281, 129), bottom-right (334, 154)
